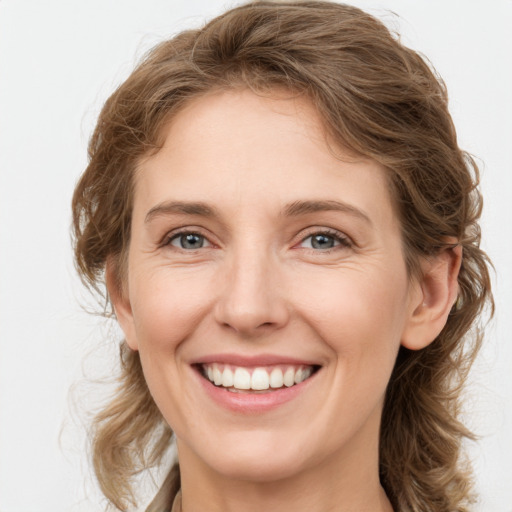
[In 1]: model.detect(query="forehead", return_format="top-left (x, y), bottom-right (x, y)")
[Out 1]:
top-left (134, 89), bottom-right (398, 230)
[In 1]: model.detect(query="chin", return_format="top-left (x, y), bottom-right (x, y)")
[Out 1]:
top-left (179, 430), bottom-right (313, 483)
top-left (209, 450), bottom-right (308, 483)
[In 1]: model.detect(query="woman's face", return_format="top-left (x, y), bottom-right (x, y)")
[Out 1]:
top-left (117, 89), bottom-right (422, 483)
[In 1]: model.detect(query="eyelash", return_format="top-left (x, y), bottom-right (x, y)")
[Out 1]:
top-left (162, 230), bottom-right (211, 250)
top-left (297, 229), bottom-right (352, 252)
top-left (162, 228), bottom-right (352, 253)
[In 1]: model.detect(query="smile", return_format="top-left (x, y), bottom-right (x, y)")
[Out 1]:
top-left (200, 363), bottom-right (318, 392)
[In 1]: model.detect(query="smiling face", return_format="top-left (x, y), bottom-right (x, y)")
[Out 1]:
top-left (112, 89), bottom-right (423, 488)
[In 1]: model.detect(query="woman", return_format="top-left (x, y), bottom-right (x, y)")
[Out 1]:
top-left (72, 1), bottom-right (493, 511)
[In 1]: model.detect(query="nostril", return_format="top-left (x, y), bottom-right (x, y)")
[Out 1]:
top-left (214, 291), bottom-right (290, 334)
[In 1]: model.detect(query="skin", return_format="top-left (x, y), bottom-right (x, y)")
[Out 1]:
top-left (110, 89), bottom-right (461, 512)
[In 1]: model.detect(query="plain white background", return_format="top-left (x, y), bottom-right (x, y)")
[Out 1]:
top-left (1, 1), bottom-right (511, 510)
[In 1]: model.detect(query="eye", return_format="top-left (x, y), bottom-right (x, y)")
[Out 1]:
top-left (168, 232), bottom-right (211, 250)
top-left (299, 231), bottom-right (351, 250)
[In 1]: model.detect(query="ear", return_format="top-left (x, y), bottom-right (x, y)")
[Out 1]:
top-left (401, 244), bottom-right (461, 350)
top-left (106, 257), bottom-right (139, 351)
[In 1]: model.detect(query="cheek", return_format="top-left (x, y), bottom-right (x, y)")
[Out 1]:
top-left (127, 267), bottom-right (216, 430)
top-left (129, 265), bottom-right (215, 352)
top-left (293, 263), bottom-right (410, 386)
top-left (297, 265), bottom-right (409, 336)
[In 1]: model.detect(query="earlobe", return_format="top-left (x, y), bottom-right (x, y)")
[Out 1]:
top-left (105, 257), bottom-right (139, 351)
top-left (401, 244), bottom-right (462, 351)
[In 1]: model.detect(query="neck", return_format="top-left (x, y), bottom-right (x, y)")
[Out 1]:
top-left (176, 434), bottom-right (393, 512)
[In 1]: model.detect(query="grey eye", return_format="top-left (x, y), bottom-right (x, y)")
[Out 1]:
top-left (170, 233), bottom-right (209, 250)
top-left (302, 233), bottom-right (339, 250)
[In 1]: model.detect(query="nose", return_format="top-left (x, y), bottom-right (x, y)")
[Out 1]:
top-left (214, 250), bottom-right (290, 337)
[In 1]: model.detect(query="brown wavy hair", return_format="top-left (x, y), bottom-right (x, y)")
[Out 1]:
top-left (71, 2), bottom-right (493, 511)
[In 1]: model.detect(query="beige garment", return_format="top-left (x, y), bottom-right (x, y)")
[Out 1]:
top-left (145, 464), bottom-right (181, 512)
top-left (170, 490), bottom-right (182, 512)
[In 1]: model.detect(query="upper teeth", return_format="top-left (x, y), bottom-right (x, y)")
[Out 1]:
top-left (203, 363), bottom-right (313, 391)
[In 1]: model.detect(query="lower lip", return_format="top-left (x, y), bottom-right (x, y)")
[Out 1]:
top-left (193, 367), bottom-right (317, 414)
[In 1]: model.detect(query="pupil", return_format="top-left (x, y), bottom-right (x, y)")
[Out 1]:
top-left (312, 234), bottom-right (334, 249)
top-left (182, 234), bottom-right (203, 249)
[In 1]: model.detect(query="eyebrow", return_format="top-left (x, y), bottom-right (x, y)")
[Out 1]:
top-left (145, 201), bottom-right (218, 223)
top-left (282, 200), bottom-right (372, 225)
top-left (144, 199), bottom-right (372, 225)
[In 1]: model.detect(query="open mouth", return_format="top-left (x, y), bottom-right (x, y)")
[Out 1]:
top-left (196, 363), bottom-right (321, 393)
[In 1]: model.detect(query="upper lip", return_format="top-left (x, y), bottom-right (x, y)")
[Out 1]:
top-left (191, 353), bottom-right (321, 367)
